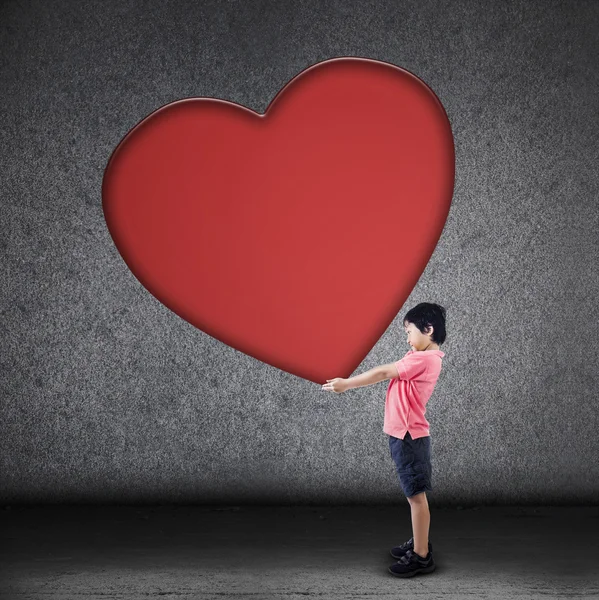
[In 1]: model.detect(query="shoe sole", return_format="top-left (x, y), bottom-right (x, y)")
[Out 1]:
top-left (388, 563), bottom-right (436, 578)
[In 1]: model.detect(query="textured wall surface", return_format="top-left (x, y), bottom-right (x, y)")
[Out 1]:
top-left (1, 0), bottom-right (597, 505)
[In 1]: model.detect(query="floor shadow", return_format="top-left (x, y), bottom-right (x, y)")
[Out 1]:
top-left (1, 505), bottom-right (598, 599)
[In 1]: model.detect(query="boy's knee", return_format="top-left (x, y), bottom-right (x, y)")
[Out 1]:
top-left (407, 491), bottom-right (427, 503)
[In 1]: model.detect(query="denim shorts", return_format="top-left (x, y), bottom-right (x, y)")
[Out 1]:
top-left (389, 432), bottom-right (433, 498)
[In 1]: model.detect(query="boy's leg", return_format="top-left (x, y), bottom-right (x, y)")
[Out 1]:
top-left (406, 491), bottom-right (430, 558)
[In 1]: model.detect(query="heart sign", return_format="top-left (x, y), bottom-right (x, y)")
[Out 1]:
top-left (102, 57), bottom-right (454, 385)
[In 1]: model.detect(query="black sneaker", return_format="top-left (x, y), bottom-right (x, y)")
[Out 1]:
top-left (390, 537), bottom-right (433, 559)
top-left (388, 548), bottom-right (436, 578)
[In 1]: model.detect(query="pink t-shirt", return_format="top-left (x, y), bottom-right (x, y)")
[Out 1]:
top-left (384, 349), bottom-right (445, 440)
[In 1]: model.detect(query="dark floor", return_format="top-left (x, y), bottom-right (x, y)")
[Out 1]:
top-left (1, 504), bottom-right (598, 599)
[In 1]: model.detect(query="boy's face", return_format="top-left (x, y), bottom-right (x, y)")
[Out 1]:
top-left (404, 321), bottom-right (434, 351)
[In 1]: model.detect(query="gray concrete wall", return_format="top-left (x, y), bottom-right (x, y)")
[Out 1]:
top-left (1, 0), bottom-right (597, 505)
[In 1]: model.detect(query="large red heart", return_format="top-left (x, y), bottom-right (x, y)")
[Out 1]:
top-left (102, 57), bottom-right (454, 385)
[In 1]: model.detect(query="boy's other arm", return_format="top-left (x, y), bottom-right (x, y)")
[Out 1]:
top-left (344, 363), bottom-right (398, 390)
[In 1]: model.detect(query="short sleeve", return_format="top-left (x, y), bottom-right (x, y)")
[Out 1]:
top-left (394, 353), bottom-right (428, 381)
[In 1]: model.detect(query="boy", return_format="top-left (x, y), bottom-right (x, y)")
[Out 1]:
top-left (322, 302), bottom-right (446, 578)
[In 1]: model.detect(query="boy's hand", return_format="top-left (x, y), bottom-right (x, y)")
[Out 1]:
top-left (322, 378), bottom-right (349, 393)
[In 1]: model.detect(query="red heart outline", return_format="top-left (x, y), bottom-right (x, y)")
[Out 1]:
top-left (102, 57), bottom-right (454, 384)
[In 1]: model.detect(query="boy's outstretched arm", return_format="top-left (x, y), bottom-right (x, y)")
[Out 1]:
top-left (322, 363), bottom-right (398, 393)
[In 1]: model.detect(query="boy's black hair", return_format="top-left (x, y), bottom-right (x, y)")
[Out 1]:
top-left (403, 302), bottom-right (447, 345)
